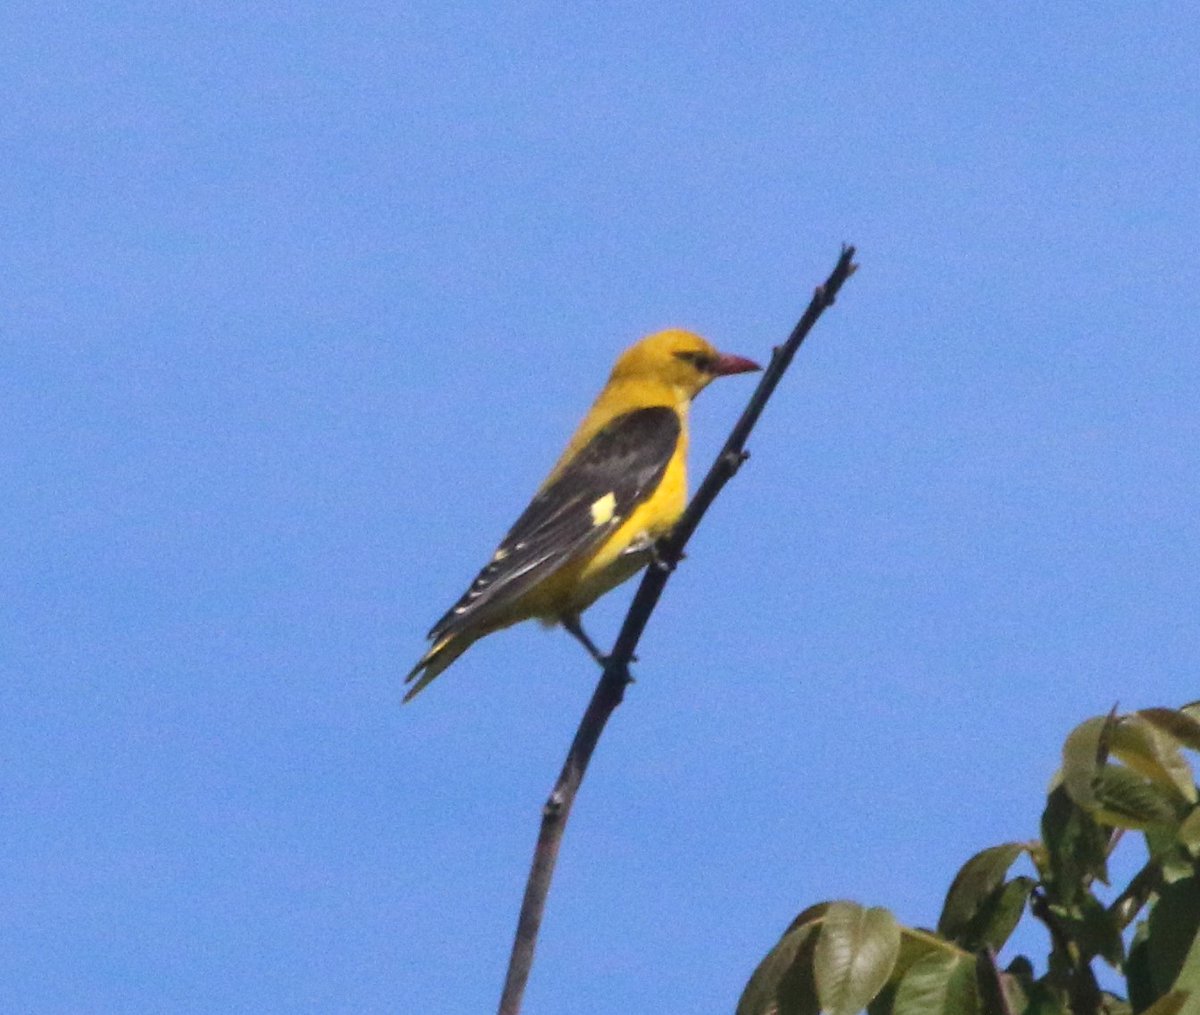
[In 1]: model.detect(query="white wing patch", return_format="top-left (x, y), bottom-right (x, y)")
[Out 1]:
top-left (589, 491), bottom-right (618, 526)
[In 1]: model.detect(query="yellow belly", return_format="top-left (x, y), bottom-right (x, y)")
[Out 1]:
top-left (519, 442), bottom-right (687, 620)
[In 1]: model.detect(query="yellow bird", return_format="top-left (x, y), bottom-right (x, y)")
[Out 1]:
top-left (404, 329), bottom-right (760, 701)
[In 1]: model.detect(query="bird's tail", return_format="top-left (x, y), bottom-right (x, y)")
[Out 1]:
top-left (402, 632), bottom-right (472, 703)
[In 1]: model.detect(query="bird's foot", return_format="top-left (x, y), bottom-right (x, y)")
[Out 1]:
top-left (649, 540), bottom-right (684, 574)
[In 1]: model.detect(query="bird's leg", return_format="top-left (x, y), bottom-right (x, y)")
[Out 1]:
top-left (560, 613), bottom-right (609, 666)
top-left (560, 613), bottom-right (638, 669)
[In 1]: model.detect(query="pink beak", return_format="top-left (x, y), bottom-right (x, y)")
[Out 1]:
top-left (710, 352), bottom-right (762, 376)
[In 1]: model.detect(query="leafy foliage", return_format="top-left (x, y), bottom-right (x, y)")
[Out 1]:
top-left (738, 703), bottom-right (1200, 1015)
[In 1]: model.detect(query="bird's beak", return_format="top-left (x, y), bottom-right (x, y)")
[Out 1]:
top-left (710, 352), bottom-right (762, 376)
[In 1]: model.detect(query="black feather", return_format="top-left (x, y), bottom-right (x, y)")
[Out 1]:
top-left (428, 406), bottom-right (680, 640)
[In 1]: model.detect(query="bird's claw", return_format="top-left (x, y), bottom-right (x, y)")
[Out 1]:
top-left (649, 540), bottom-right (682, 573)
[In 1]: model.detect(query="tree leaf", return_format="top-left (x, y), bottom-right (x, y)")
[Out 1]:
top-left (738, 920), bottom-right (820, 1015)
top-left (1093, 764), bottom-right (1182, 830)
top-left (1114, 715), bottom-right (1198, 804)
top-left (784, 902), bottom-right (832, 935)
top-left (894, 927), bottom-right (966, 973)
top-left (1137, 991), bottom-right (1191, 1015)
top-left (869, 928), bottom-right (968, 1015)
top-left (1179, 808), bottom-right (1200, 859)
top-left (1140, 708), bottom-right (1200, 754)
top-left (1021, 981), bottom-right (1070, 1015)
top-left (892, 951), bottom-right (979, 1015)
top-left (813, 902), bottom-right (901, 1015)
top-left (1128, 921), bottom-right (1158, 1013)
top-left (1077, 892), bottom-right (1126, 968)
top-left (962, 877), bottom-right (1035, 953)
top-left (938, 843), bottom-right (1026, 941)
top-left (1041, 785), bottom-right (1110, 902)
top-left (1148, 876), bottom-right (1200, 998)
top-left (1005, 955), bottom-right (1034, 984)
top-left (1165, 913), bottom-right (1200, 1010)
top-left (1062, 716), bottom-right (1110, 810)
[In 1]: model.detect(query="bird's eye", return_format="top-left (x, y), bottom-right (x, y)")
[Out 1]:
top-left (674, 350), bottom-right (715, 372)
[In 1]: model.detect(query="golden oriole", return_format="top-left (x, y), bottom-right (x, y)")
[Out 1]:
top-left (404, 329), bottom-right (760, 701)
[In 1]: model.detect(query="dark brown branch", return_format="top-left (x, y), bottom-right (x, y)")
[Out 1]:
top-left (497, 246), bottom-right (859, 1015)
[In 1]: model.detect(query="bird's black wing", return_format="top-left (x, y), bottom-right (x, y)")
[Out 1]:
top-left (428, 405), bottom-right (680, 641)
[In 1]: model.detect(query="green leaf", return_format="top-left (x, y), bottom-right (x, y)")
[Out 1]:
top-left (1115, 715), bottom-right (1198, 805)
top-left (1138, 991), bottom-right (1191, 1015)
top-left (1077, 892), bottom-right (1126, 967)
top-left (784, 902), bottom-right (833, 935)
top-left (738, 920), bottom-right (821, 1015)
top-left (1129, 921), bottom-right (1158, 1013)
top-left (1144, 823), bottom-right (1197, 884)
top-left (1178, 809), bottom-right (1200, 859)
top-left (1022, 981), bottom-right (1070, 1015)
top-left (1140, 708), bottom-right (1200, 754)
top-left (892, 927), bottom-right (963, 973)
top-left (1148, 876), bottom-right (1200, 998)
top-left (1044, 893), bottom-right (1126, 972)
top-left (869, 928), bottom-right (968, 1015)
top-left (1063, 716), bottom-right (1110, 809)
top-left (1164, 907), bottom-right (1200, 1009)
top-left (1005, 955), bottom-right (1034, 984)
top-left (1093, 764), bottom-right (1182, 830)
top-left (938, 844), bottom-right (1026, 941)
top-left (963, 877), bottom-right (1036, 953)
top-left (892, 951), bottom-right (979, 1015)
top-left (1041, 785), bottom-right (1110, 903)
top-left (813, 902), bottom-right (901, 1015)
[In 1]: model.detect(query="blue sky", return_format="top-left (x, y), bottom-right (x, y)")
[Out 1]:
top-left (3, 4), bottom-right (1198, 1012)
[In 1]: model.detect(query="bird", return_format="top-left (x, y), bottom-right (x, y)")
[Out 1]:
top-left (403, 328), bottom-right (761, 702)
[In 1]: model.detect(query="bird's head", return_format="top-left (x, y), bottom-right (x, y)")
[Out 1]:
top-left (610, 329), bottom-right (761, 400)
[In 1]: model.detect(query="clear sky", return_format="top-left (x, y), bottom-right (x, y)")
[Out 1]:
top-left (3, 4), bottom-right (1198, 1013)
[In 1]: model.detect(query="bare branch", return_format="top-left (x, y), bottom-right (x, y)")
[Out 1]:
top-left (497, 246), bottom-right (859, 1015)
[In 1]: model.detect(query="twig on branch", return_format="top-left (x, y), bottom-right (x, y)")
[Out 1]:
top-left (497, 246), bottom-right (859, 1015)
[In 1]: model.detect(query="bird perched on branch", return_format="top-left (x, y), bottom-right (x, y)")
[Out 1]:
top-left (404, 329), bottom-right (760, 701)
